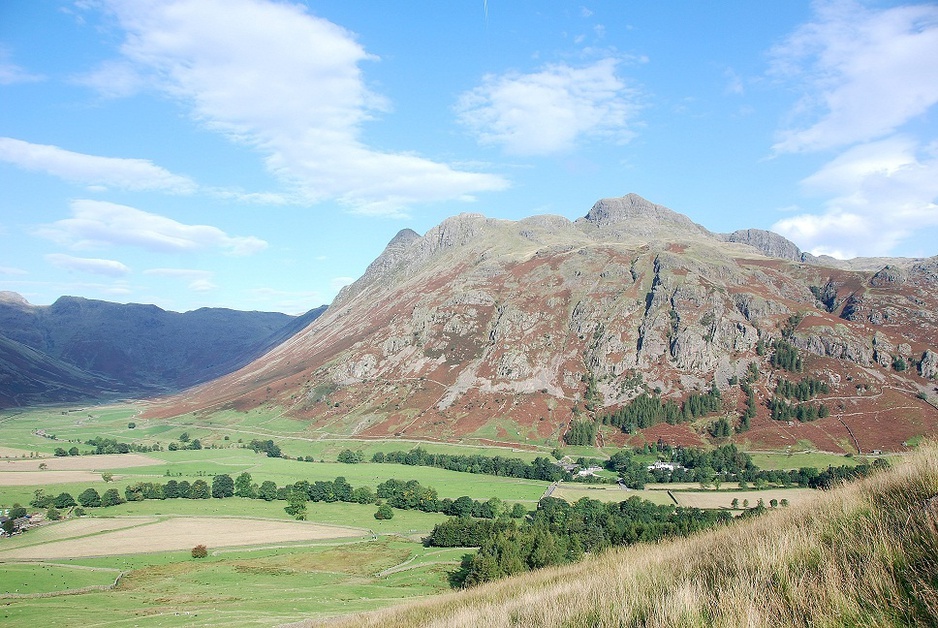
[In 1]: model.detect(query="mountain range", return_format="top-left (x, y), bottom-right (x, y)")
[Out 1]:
top-left (0, 291), bottom-right (324, 408)
top-left (139, 194), bottom-right (938, 453)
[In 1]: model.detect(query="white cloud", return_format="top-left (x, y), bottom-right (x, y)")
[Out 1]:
top-left (37, 200), bottom-right (268, 256)
top-left (456, 58), bottom-right (639, 155)
top-left (45, 254), bottom-right (131, 277)
top-left (143, 267), bottom-right (217, 292)
top-left (770, 0), bottom-right (938, 153)
top-left (772, 136), bottom-right (938, 257)
top-left (88, 0), bottom-right (507, 215)
top-left (0, 137), bottom-right (197, 194)
top-left (248, 287), bottom-right (327, 314)
top-left (0, 49), bottom-right (43, 85)
top-left (73, 59), bottom-right (147, 98)
top-left (330, 276), bottom-right (355, 292)
top-left (0, 266), bottom-right (28, 276)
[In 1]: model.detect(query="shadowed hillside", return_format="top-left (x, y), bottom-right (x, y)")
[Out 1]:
top-left (304, 444), bottom-right (938, 627)
top-left (0, 292), bottom-right (325, 408)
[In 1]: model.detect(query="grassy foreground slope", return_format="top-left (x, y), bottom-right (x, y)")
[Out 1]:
top-left (307, 444), bottom-right (938, 628)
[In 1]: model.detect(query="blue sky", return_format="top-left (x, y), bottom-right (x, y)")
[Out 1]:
top-left (1, 0), bottom-right (937, 314)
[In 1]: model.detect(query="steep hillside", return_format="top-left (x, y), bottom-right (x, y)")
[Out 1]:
top-left (0, 292), bottom-right (324, 407)
top-left (147, 194), bottom-right (938, 452)
top-left (304, 442), bottom-right (938, 628)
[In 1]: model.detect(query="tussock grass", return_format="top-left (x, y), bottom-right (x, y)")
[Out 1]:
top-left (306, 443), bottom-right (938, 627)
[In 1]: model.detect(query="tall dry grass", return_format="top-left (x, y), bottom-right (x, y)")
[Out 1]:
top-left (305, 444), bottom-right (938, 627)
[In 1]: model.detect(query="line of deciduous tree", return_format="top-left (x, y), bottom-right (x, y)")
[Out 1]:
top-left (372, 448), bottom-right (570, 482)
top-left (429, 495), bottom-right (732, 587)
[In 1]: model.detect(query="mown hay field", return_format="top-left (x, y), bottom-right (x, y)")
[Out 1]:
top-left (0, 516), bottom-right (367, 560)
top-left (671, 487), bottom-right (817, 509)
top-left (551, 484), bottom-right (675, 506)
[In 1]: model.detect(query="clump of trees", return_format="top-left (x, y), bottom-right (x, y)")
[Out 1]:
top-left (337, 449), bottom-right (364, 463)
top-left (767, 397), bottom-right (830, 422)
top-left (774, 376), bottom-right (829, 401)
top-left (597, 384), bottom-right (722, 433)
top-left (373, 448), bottom-right (569, 482)
top-left (432, 496), bottom-right (732, 587)
top-left (563, 420), bottom-right (597, 446)
top-left (771, 340), bottom-right (804, 372)
top-left (247, 439), bottom-right (281, 458)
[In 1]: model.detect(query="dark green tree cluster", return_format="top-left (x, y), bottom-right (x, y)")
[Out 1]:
top-left (606, 444), bottom-right (755, 488)
top-left (767, 397), bottom-right (830, 422)
top-left (737, 382), bottom-right (757, 432)
top-left (563, 419), bottom-right (597, 446)
top-left (598, 385), bottom-right (722, 433)
top-left (82, 436), bottom-right (161, 454)
top-left (423, 516), bottom-right (517, 547)
top-left (337, 449), bottom-right (364, 463)
top-left (167, 438), bottom-right (201, 451)
top-left (775, 376), bottom-right (829, 400)
top-left (439, 496), bottom-right (731, 587)
top-left (376, 478), bottom-right (511, 519)
top-left (808, 459), bottom-right (888, 489)
top-left (598, 392), bottom-right (682, 431)
top-left (771, 340), bottom-right (804, 372)
top-left (247, 439), bottom-right (281, 458)
top-left (708, 418), bottom-right (732, 438)
top-left (373, 448), bottom-right (569, 482)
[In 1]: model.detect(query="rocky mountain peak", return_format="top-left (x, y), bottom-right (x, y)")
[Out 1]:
top-left (719, 229), bottom-right (804, 262)
top-left (576, 193), bottom-right (711, 239)
top-left (0, 291), bottom-right (31, 307)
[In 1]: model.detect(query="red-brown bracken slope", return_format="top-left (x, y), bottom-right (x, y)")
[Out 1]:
top-left (145, 194), bottom-right (938, 452)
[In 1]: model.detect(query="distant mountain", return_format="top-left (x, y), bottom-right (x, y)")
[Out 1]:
top-left (138, 193), bottom-right (938, 452)
top-left (0, 293), bottom-right (325, 408)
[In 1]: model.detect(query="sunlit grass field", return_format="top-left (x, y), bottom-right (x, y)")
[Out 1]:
top-left (0, 402), bottom-right (876, 626)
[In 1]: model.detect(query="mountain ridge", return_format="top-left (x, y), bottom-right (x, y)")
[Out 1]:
top-left (0, 294), bottom-right (325, 408)
top-left (147, 194), bottom-right (938, 454)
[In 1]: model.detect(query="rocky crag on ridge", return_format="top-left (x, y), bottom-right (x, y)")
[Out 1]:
top-left (148, 194), bottom-right (938, 453)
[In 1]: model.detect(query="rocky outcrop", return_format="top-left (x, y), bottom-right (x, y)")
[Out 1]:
top-left (575, 193), bottom-right (711, 239)
top-left (144, 194), bottom-right (938, 453)
top-left (719, 229), bottom-right (803, 262)
top-left (921, 350), bottom-right (938, 379)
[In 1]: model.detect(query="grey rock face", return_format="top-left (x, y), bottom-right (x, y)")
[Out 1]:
top-left (576, 193), bottom-right (711, 239)
top-left (719, 229), bottom-right (803, 262)
top-left (921, 350), bottom-right (938, 379)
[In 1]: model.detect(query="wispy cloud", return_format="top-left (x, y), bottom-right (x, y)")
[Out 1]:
top-left (36, 200), bottom-right (268, 256)
top-left (0, 137), bottom-right (198, 194)
top-left (768, 0), bottom-right (938, 258)
top-left (456, 58), bottom-right (640, 155)
top-left (0, 266), bottom-right (28, 276)
top-left (770, 0), bottom-right (938, 154)
top-left (84, 0), bottom-right (507, 216)
top-left (45, 253), bottom-right (131, 277)
top-left (773, 136), bottom-right (938, 257)
top-left (248, 287), bottom-right (327, 315)
top-left (143, 268), bottom-right (217, 292)
top-left (0, 49), bottom-right (43, 85)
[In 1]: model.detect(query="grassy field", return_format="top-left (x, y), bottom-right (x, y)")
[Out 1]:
top-left (0, 402), bottom-right (886, 626)
top-left (0, 562), bottom-right (121, 595)
top-left (747, 450), bottom-right (866, 470)
top-left (0, 538), bottom-right (462, 626)
top-left (306, 443), bottom-right (938, 628)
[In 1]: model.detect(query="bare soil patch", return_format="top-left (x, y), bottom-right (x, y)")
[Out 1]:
top-left (0, 516), bottom-right (366, 560)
